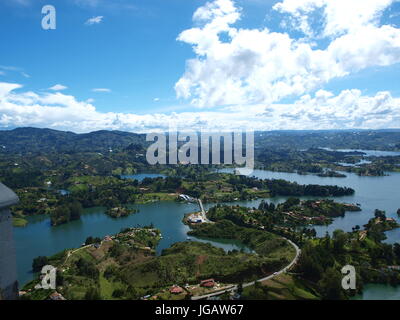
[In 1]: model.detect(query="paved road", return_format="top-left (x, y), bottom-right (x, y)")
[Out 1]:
top-left (191, 237), bottom-right (301, 300)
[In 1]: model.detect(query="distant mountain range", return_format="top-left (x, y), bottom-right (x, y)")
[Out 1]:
top-left (0, 127), bottom-right (399, 153)
top-left (0, 127), bottom-right (146, 153)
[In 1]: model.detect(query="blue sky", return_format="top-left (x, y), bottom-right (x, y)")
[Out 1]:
top-left (0, 0), bottom-right (200, 113)
top-left (1, 0), bottom-right (400, 132)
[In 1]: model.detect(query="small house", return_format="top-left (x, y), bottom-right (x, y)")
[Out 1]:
top-left (200, 279), bottom-right (215, 288)
top-left (170, 285), bottom-right (184, 294)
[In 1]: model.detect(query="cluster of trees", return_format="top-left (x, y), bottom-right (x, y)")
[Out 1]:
top-left (267, 180), bottom-right (354, 197)
top-left (188, 219), bottom-right (290, 257)
top-left (75, 258), bottom-right (99, 279)
top-left (85, 236), bottom-right (102, 245)
top-left (141, 176), bottom-right (182, 192)
top-left (32, 256), bottom-right (49, 273)
top-left (226, 174), bottom-right (354, 197)
top-left (295, 229), bottom-right (400, 299)
top-left (0, 168), bottom-right (43, 188)
top-left (50, 199), bottom-right (82, 226)
top-left (363, 210), bottom-right (400, 241)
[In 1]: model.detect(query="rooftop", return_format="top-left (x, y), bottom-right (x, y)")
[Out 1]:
top-left (0, 183), bottom-right (19, 209)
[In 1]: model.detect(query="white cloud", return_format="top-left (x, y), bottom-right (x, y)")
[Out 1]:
top-left (274, 0), bottom-right (393, 37)
top-left (175, 0), bottom-right (400, 108)
top-left (153, 98), bottom-right (160, 102)
top-left (92, 88), bottom-right (111, 92)
top-left (0, 65), bottom-right (30, 78)
top-left (0, 82), bottom-right (399, 133)
top-left (85, 16), bottom-right (104, 25)
top-left (49, 84), bottom-right (68, 91)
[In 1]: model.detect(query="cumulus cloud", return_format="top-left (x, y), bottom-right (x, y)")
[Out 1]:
top-left (49, 84), bottom-right (68, 91)
top-left (0, 82), bottom-right (399, 133)
top-left (274, 0), bottom-right (393, 37)
top-left (175, 0), bottom-right (400, 108)
top-left (85, 16), bottom-right (104, 25)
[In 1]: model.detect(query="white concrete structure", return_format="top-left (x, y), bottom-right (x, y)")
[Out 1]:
top-left (0, 183), bottom-right (19, 300)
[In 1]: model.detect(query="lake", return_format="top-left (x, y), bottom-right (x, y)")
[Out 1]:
top-left (223, 168), bottom-right (400, 239)
top-left (320, 148), bottom-right (400, 157)
top-left (14, 201), bottom-right (250, 286)
top-left (121, 173), bottom-right (166, 181)
top-left (13, 168), bottom-right (400, 299)
top-left (352, 284), bottom-right (400, 300)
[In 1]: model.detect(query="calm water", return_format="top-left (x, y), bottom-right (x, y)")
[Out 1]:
top-left (224, 168), bottom-right (400, 239)
top-left (352, 284), bottom-right (400, 300)
top-left (14, 201), bottom-right (249, 286)
top-left (321, 148), bottom-right (400, 157)
top-left (121, 173), bottom-right (166, 181)
top-left (13, 168), bottom-right (400, 298)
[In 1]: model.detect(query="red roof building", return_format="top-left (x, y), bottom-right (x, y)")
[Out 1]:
top-left (200, 279), bottom-right (215, 288)
top-left (170, 285), bottom-right (184, 294)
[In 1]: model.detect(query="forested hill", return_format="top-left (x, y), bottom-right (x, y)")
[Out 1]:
top-left (0, 127), bottom-right (400, 154)
top-left (0, 127), bottom-right (146, 153)
top-left (254, 130), bottom-right (400, 151)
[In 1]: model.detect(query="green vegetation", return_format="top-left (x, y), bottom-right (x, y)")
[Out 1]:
top-left (23, 227), bottom-right (161, 300)
top-left (204, 199), bottom-right (361, 235)
top-left (294, 225), bottom-right (400, 300)
top-left (106, 206), bottom-right (138, 218)
top-left (22, 223), bottom-right (296, 300)
top-left (13, 216), bottom-right (28, 227)
top-left (50, 200), bottom-right (82, 226)
top-left (242, 274), bottom-right (319, 300)
top-left (188, 220), bottom-right (295, 259)
top-left (4, 128), bottom-right (400, 300)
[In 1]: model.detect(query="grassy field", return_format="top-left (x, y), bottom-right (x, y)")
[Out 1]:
top-left (242, 273), bottom-right (320, 300)
top-left (13, 217), bottom-right (28, 227)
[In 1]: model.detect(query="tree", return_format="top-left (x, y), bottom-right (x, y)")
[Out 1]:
top-left (332, 230), bottom-right (348, 254)
top-left (32, 256), bottom-right (49, 272)
top-left (126, 286), bottom-right (138, 300)
top-left (50, 206), bottom-right (70, 226)
top-left (69, 201), bottom-right (82, 220)
top-left (318, 267), bottom-right (345, 300)
top-left (84, 287), bottom-right (101, 300)
top-left (394, 243), bottom-right (400, 262)
top-left (112, 289), bottom-right (125, 298)
top-left (237, 282), bottom-right (243, 295)
top-left (374, 209), bottom-right (386, 220)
